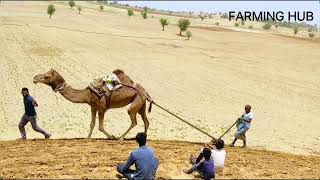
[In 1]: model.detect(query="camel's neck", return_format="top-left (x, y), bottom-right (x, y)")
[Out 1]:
top-left (59, 85), bottom-right (91, 104)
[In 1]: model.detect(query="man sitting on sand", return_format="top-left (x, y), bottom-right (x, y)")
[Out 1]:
top-left (190, 139), bottom-right (226, 173)
top-left (18, 87), bottom-right (50, 140)
top-left (230, 104), bottom-right (253, 148)
top-left (116, 132), bottom-right (159, 180)
top-left (184, 148), bottom-right (215, 180)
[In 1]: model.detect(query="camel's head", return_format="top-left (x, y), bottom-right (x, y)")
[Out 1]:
top-left (33, 68), bottom-right (65, 91)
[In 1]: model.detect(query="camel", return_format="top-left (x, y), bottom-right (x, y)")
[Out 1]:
top-left (33, 68), bottom-right (153, 140)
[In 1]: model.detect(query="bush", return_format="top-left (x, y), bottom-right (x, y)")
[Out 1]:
top-left (215, 22), bottom-right (219, 26)
top-left (263, 23), bottom-right (272, 30)
top-left (47, 4), bottom-right (56, 19)
top-left (248, 25), bottom-right (253, 29)
top-left (308, 28), bottom-right (312, 32)
top-left (69, 0), bottom-right (75, 9)
top-left (143, 6), bottom-right (148, 12)
top-left (186, 31), bottom-right (192, 40)
top-left (127, 9), bottom-right (134, 16)
top-left (234, 22), bottom-right (239, 27)
top-left (160, 18), bottom-right (169, 31)
top-left (200, 16), bottom-right (205, 21)
top-left (309, 33), bottom-right (315, 38)
top-left (141, 11), bottom-right (147, 19)
top-left (100, 5), bottom-right (104, 11)
top-left (220, 13), bottom-right (228, 19)
top-left (275, 24), bottom-right (278, 28)
top-left (241, 21), bottom-right (245, 26)
top-left (178, 19), bottom-right (191, 35)
top-left (77, 6), bottom-right (82, 14)
top-left (293, 26), bottom-right (298, 35)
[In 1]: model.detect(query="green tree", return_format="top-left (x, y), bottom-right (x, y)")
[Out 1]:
top-left (262, 23), bottom-right (272, 30)
top-left (178, 19), bottom-right (190, 35)
top-left (69, 0), bottom-right (75, 9)
top-left (234, 22), bottom-right (239, 27)
top-left (77, 6), bottom-right (82, 14)
top-left (200, 16), bottom-right (205, 21)
top-left (47, 4), bottom-right (56, 19)
top-left (127, 9), bottom-right (134, 16)
top-left (143, 6), bottom-right (148, 12)
top-left (141, 11), bottom-right (147, 19)
top-left (293, 26), bottom-right (298, 36)
top-left (309, 33), bottom-right (315, 38)
top-left (100, 5), bottom-right (104, 11)
top-left (186, 31), bottom-right (192, 40)
top-left (159, 18), bottom-right (169, 31)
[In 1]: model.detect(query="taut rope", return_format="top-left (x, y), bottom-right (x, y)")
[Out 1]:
top-left (121, 84), bottom-right (215, 139)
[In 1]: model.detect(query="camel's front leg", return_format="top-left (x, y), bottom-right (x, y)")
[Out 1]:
top-left (87, 107), bottom-right (97, 138)
top-left (119, 109), bottom-right (138, 140)
top-left (98, 110), bottom-right (116, 140)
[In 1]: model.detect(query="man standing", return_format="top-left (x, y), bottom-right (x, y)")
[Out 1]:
top-left (19, 87), bottom-right (50, 140)
top-left (117, 132), bottom-right (159, 180)
top-left (230, 105), bottom-right (253, 148)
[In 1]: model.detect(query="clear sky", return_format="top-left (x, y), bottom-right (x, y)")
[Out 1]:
top-left (119, 1), bottom-right (320, 25)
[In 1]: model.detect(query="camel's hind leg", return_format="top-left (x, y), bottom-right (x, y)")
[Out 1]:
top-left (138, 103), bottom-right (149, 134)
top-left (87, 106), bottom-right (97, 138)
top-left (119, 96), bottom-right (144, 140)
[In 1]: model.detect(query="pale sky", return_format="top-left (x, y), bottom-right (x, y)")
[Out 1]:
top-left (119, 1), bottom-right (320, 25)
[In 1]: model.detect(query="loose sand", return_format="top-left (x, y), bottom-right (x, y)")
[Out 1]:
top-left (1, 139), bottom-right (319, 179)
top-left (0, 1), bottom-right (319, 178)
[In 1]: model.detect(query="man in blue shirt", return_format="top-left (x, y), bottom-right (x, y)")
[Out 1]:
top-left (18, 88), bottom-right (50, 140)
top-left (116, 132), bottom-right (159, 180)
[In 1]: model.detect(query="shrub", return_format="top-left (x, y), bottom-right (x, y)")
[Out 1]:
top-left (77, 6), bottom-right (82, 14)
top-left (143, 6), bottom-right (148, 12)
top-left (160, 18), bottom-right (169, 31)
top-left (263, 23), bottom-right (272, 30)
top-left (69, 0), bottom-right (75, 9)
top-left (293, 26), bottom-right (298, 35)
top-left (234, 22), bottom-right (239, 27)
top-left (215, 22), bottom-right (219, 26)
top-left (100, 5), bottom-right (104, 11)
top-left (248, 25), bottom-right (253, 29)
top-left (141, 11), bottom-right (147, 19)
top-left (241, 21), bottom-right (245, 26)
top-left (275, 24), bottom-right (278, 28)
top-left (47, 4), bottom-right (56, 19)
top-left (200, 16), bottom-right (205, 21)
top-left (186, 31), bottom-right (192, 40)
top-left (127, 9), bottom-right (134, 16)
top-left (178, 19), bottom-right (191, 35)
top-left (309, 33), bottom-right (315, 38)
top-left (308, 28), bottom-right (312, 32)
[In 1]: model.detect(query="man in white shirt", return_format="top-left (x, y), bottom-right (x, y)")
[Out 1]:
top-left (191, 139), bottom-right (226, 173)
top-left (230, 104), bottom-right (253, 148)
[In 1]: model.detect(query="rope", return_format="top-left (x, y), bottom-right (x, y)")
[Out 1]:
top-left (121, 84), bottom-right (215, 139)
top-left (218, 120), bottom-right (238, 139)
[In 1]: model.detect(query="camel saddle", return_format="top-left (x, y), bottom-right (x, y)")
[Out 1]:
top-left (87, 78), bottom-right (113, 110)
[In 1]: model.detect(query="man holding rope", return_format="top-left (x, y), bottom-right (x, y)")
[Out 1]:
top-left (230, 104), bottom-right (253, 148)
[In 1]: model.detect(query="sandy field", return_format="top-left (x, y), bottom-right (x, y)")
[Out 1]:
top-left (1, 139), bottom-right (320, 179)
top-left (0, 2), bottom-right (320, 177)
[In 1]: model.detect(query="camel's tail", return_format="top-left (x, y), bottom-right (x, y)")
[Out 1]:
top-left (146, 92), bottom-right (153, 113)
